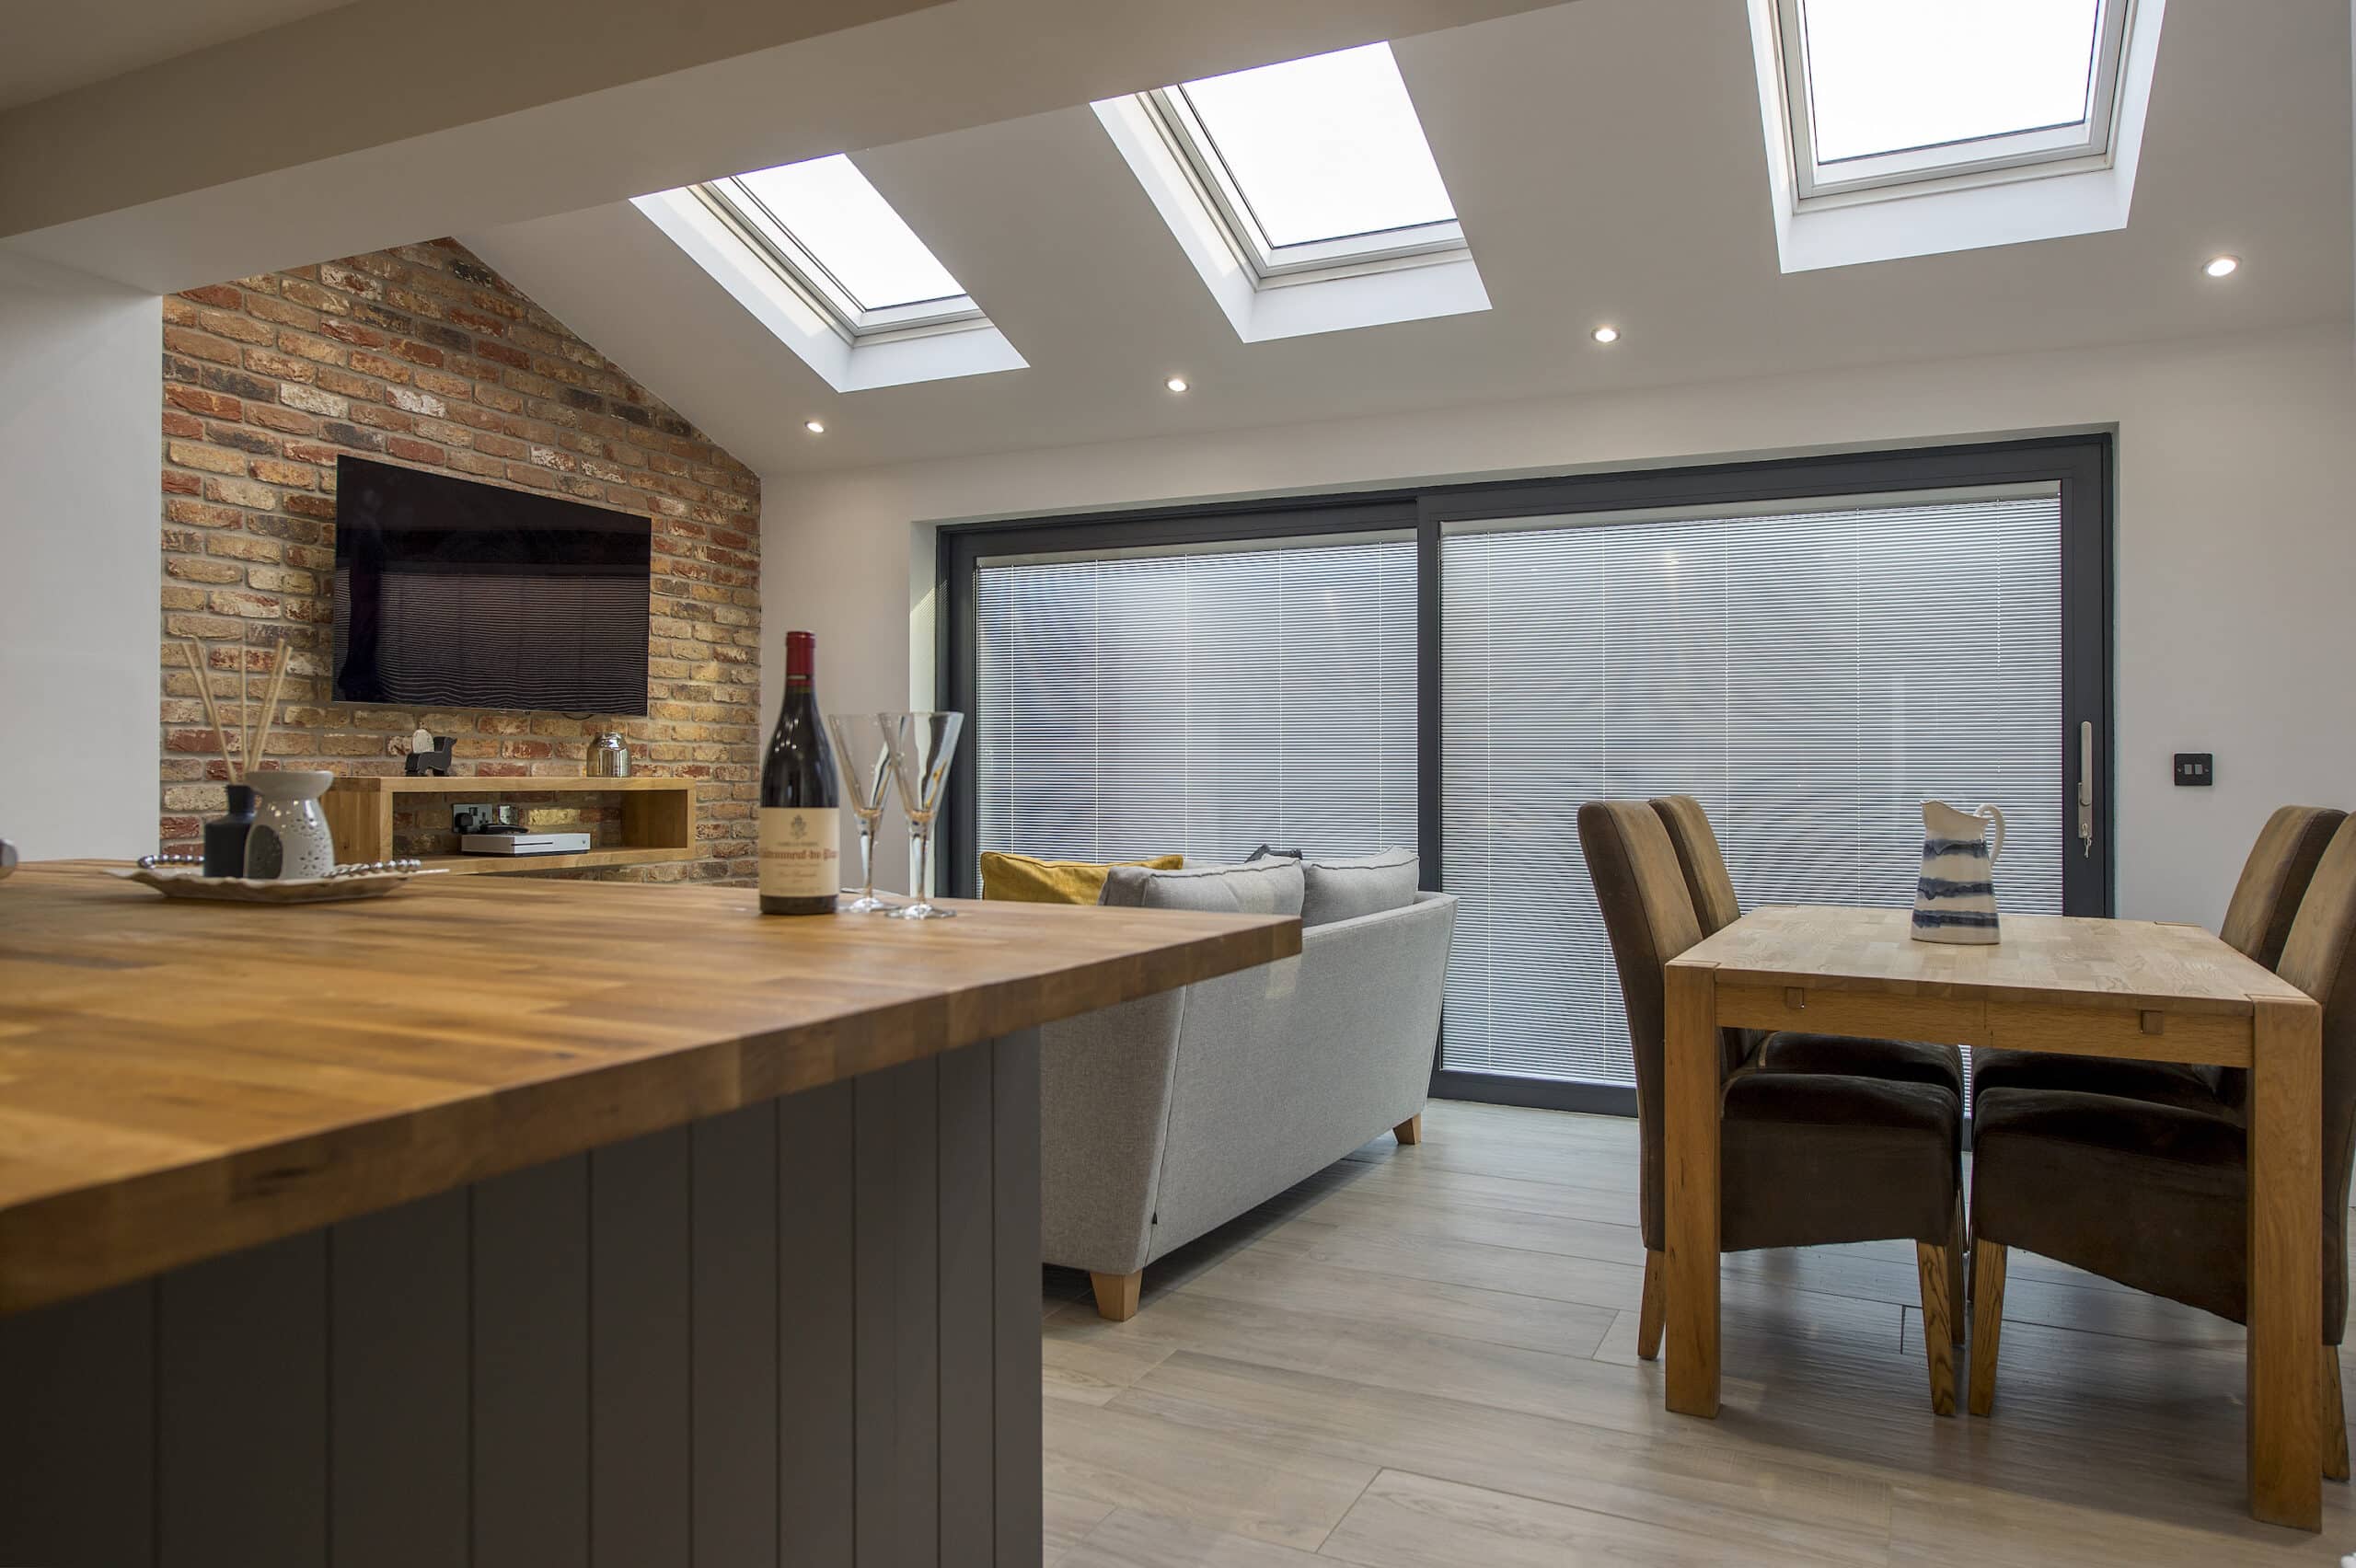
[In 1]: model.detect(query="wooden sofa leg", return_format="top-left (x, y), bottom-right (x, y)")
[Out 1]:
top-left (1969, 1240), bottom-right (2007, 1417)
top-left (1090, 1270), bottom-right (1142, 1323)
top-left (1637, 1249), bottom-right (1666, 1362)
top-left (1916, 1242), bottom-right (1957, 1416)
top-left (2326, 1347), bottom-right (2350, 1481)
top-left (1393, 1114), bottom-right (1423, 1146)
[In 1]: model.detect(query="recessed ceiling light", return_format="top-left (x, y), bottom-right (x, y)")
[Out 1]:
top-left (1591, 325), bottom-right (1621, 344)
top-left (804, 420), bottom-right (826, 433)
top-left (2202, 255), bottom-right (2240, 279)
top-left (1165, 376), bottom-right (1190, 393)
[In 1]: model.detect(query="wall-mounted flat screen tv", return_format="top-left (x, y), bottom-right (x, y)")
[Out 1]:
top-left (332, 455), bottom-right (652, 714)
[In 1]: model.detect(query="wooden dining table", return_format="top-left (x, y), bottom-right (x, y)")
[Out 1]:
top-left (1662, 905), bottom-right (2326, 1531)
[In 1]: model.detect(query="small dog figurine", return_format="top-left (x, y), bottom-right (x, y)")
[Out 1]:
top-left (403, 731), bottom-right (456, 777)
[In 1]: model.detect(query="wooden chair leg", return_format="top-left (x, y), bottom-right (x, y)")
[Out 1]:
top-left (1916, 1241), bottom-right (1958, 1416)
top-left (1636, 1249), bottom-right (1666, 1362)
top-left (1090, 1269), bottom-right (1141, 1322)
top-left (1946, 1196), bottom-right (1967, 1345)
top-left (1392, 1114), bottom-right (1422, 1147)
top-left (1969, 1240), bottom-right (2007, 1417)
top-left (2326, 1347), bottom-right (2350, 1482)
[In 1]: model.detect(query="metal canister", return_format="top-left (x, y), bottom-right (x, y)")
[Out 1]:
top-left (0, 838), bottom-right (17, 880)
top-left (586, 732), bottom-right (631, 778)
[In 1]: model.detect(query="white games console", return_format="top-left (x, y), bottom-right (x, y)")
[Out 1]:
top-left (460, 831), bottom-right (594, 856)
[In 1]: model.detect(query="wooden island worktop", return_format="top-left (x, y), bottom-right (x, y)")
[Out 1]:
top-left (0, 861), bottom-right (1302, 1568)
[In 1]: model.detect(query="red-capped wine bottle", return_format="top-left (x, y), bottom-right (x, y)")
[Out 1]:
top-left (758, 630), bottom-right (840, 915)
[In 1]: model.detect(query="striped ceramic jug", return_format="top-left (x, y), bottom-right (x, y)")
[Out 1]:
top-left (1911, 801), bottom-right (2005, 945)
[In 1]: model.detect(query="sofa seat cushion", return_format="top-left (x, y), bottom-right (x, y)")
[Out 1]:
top-left (1299, 848), bottom-right (1419, 928)
top-left (1970, 1086), bottom-right (2251, 1326)
top-left (1099, 858), bottom-right (1306, 917)
top-left (980, 851), bottom-right (1182, 905)
top-left (1757, 1032), bottom-right (1964, 1095)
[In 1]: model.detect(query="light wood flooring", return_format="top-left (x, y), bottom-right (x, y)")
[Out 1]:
top-left (1038, 1099), bottom-right (2356, 1566)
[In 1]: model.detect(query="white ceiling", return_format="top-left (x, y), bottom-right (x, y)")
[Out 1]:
top-left (464, 0), bottom-right (2353, 480)
top-left (0, 0), bottom-right (1552, 292)
top-left (0, 0), bottom-right (352, 110)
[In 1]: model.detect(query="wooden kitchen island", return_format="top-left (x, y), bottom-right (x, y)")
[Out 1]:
top-left (0, 862), bottom-right (1300, 1568)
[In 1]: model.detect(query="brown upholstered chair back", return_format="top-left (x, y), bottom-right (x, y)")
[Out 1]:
top-left (1649, 795), bottom-right (1743, 935)
top-left (1649, 794), bottom-right (1769, 1064)
top-left (2221, 805), bottom-right (2346, 968)
top-left (2273, 816), bottom-right (2356, 1336)
top-left (1579, 799), bottom-right (1739, 1251)
top-left (2208, 805), bottom-right (2346, 1110)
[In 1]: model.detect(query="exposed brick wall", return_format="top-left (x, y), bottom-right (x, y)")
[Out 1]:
top-left (158, 239), bottom-right (762, 882)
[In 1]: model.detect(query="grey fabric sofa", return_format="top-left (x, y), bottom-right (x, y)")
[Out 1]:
top-left (1040, 871), bottom-right (1457, 1320)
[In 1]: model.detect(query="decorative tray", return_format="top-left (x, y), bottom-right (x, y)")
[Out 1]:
top-left (113, 859), bottom-right (440, 905)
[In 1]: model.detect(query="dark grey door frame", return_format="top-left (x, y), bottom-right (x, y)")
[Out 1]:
top-left (937, 435), bottom-right (2116, 1118)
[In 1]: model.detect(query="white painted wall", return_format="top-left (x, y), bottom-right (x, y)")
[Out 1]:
top-left (763, 324), bottom-right (2356, 923)
top-left (0, 254), bottom-right (160, 860)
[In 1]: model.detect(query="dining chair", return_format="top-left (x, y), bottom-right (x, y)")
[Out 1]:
top-left (1650, 793), bottom-right (1969, 1334)
top-left (1968, 814), bottom-right (2356, 1471)
top-left (1969, 804), bottom-right (2344, 1117)
top-left (1650, 795), bottom-right (1967, 1095)
top-left (1579, 799), bottom-right (1967, 1413)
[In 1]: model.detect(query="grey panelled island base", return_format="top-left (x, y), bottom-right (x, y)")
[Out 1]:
top-left (4, 1044), bottom-right (1038, 1568)
top-left (0, 864), bottom-right (1300, 1567)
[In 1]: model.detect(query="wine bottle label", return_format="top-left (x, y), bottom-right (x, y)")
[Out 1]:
top-left (758, 807), bottom-right (840, 899)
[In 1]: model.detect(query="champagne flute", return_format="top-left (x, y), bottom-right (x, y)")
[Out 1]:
top-left (881, 710), bottom-right (964, 920)
top-left (825, 712), bottom-right (898, 913)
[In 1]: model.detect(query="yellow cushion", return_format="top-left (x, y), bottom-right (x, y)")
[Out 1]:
top-left (979, 851), bottom-right (1184, 905)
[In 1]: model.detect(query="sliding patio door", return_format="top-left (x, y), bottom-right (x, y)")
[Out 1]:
top-left (940, 439), bottom-right (2110, 1113)
top-left (1437, 490), bottom-right (2068, 1091)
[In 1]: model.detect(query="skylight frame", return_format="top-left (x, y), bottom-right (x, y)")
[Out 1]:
top-left (1777, 0), bottom-right (2135, 204)
top-left (1137, 67), bottom-right (1467, 284)
top-left (690, 168), bottom-right (987, 346)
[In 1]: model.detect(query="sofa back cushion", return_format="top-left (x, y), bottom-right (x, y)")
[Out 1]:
top-left (1299, 848), bottom-right (1419, 928)
top-left (980, 850), bottom-right (1183, 905)
top-left (1099, 858), bottom-right (1305, 917)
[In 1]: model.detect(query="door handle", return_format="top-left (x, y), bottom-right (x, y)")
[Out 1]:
top-left (2076, 721), bottom-right (2094, 859)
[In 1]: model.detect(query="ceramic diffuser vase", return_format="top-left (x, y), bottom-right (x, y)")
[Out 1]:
top-left (242, 771), bottom-right (337, 880)
top-left (1911, 801), bottom-right (2005, 944)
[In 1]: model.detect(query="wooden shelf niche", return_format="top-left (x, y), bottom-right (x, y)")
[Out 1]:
top-left (321, 776), bottom-right (699, 876)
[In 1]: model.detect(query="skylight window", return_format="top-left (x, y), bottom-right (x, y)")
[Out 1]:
top-left (1778, 0), bottom-right (2131, 201)
top-left (1140, 42), bottom-right (1465, 280)
top-left (692, 154), bottom-right (983, 340)
top-left (1178, 45), bottom-right (1455, 248)
top-left (1804, 0), bottom-right (2099, 163)
top-left (635, 155), bottom-right (1024, 391)
top-left (731, 157), bottom-right (962, 308)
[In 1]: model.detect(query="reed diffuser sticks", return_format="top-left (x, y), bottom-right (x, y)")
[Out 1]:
top-left (246, 642), bottom-right (293, 778)
top-left (181, 640), bottom-right (232, 774)
top-left (181, 636), bottom-right (290, 783)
